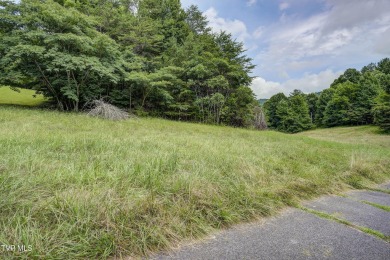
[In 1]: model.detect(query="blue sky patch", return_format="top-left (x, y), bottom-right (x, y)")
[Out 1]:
top-left (182, 0), bottom-right (390, 98)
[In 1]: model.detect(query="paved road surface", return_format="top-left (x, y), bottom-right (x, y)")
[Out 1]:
top-left (151, 183), bottom-right (390, 260)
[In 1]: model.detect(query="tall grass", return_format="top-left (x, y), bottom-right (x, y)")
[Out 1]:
top-left (0, 106), bottom-right (389, 258)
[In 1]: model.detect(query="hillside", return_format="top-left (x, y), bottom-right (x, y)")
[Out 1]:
top-left (0, 106), bottom-right (389, 258)
top-left (0, 86), bottom-right (45, 106)
top-left (258, 98), bottom-right (268, 105)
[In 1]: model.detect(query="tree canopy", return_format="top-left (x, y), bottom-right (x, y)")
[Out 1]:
top-left (0, 0), bottom-right (260, 127)
top-left (264, 58), bottom-right (390, 133)
top-left (3, 1), bottom-right (387, 132)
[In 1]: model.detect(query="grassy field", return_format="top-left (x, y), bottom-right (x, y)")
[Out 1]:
top-left (299, 126), bottom-right (390, 147)
top-left (0, 86), bottom-right (45, 106)
top-left (0, 106), bottom-right (389, 259)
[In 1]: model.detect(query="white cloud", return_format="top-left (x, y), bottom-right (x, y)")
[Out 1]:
top-left (250, 70), bottom-right (342, 98)
top-left (250, 77), bottom-right (283, 99)
top-left (183, 0), bottom-right (390, 97)
top-left (204, 7), bottom-right (250, 42)
top-left (282, 69), bottom-right (342, 94)
top-left (322, 0), bottom-right (390, 33)
top-left (279, 2), bottom-right (290, 11)
top-left (247, 0), bottom-right (257, 7)
top-left (253, 26), bottom-right (264, 39)
top-left (255, 0), bottom-right (390, 83)
top-left (285, 60), bottom-right (324, 72)
top-left (374, 27), bottom-right (390, 55)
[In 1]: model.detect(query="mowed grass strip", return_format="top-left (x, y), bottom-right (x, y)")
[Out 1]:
top-left (0, 86), bottom-right (45, 106)
top-left (0, 107), bottom-right (389, 258)
top-left (298, 125), bottom-right (390, 148)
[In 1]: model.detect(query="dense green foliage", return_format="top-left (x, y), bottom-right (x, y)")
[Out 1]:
top-left (1, 106), bottom-right (389, 258)
top-left (0, 0), bottom-right (257, 127)
top-left (264, 90), bottom-right (312, 133)
top-left (264, 58), bottom-right (390, 132)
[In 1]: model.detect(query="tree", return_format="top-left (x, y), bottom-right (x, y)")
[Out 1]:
top-left (0, 0), bottom-right (258, 127)
top-left (213, 31), bottom-right (254, 87)
top-left (0, 0), bottom-right (125, 111)
top-left (331, 68), bottom-right (361, 87)
top-left (275, 99), bottom-right (292, 132)
top-left (185, 5), bottom-right (211, 35)
top-left (263, 93), bottom-right (288, 128)
top-left (349, 72), bottom-right (380, 124)
top-left (323, 95), bottom-right (350, 126)
top-left (373, 60), bottom-right (390, 131)
top-left (280, 92), bottom-right (312, 133)
top-left (262, 58), bottom-right (389, 132)
top-left (306, 93), bottom-right (318, 123)
top-left (373, 90), bottom-right (390, 132)
top-left (323, 81), bottom-right (356, 126)
top-left (265, 90), bottom-right (312, 133)
top-left (222, 86), bottom-right (256, 127)
top-left (361, 63), bottom-right (377, 74)
top-left (315, 88), bottom-right (335, 126)
top-left (138, 0), bottom-right (189, 49)
top-left (377, 58), bottom-right (390, 74)
top-left (323, 75), bottom-right (380, 127)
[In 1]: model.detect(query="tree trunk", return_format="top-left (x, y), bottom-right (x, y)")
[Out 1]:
top-left (34, 60), bottom-right (63, 110)
top-left (129, 84), bottom-right (132, 113)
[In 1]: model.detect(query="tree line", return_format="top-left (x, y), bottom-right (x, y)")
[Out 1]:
top-left (264, 58), bottom-right (390, 133)
top-left (0, 0), bottom-right (266, 128)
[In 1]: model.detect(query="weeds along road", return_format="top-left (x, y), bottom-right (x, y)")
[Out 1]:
top-left (1, 107), bottom-right (389, 258)
top-left (153, 184), bottom-right (390, 260)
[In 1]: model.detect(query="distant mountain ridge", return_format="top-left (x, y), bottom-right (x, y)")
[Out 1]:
top-left (258, 99), bottom-right (268, 105)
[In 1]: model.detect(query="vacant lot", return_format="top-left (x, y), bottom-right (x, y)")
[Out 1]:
top-left (0, 86), bottom-right (45, 106)
top-left (0, 106), bottom-right (389, 258)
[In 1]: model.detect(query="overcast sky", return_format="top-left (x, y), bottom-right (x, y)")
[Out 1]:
top-left (181, 0), bottom-right (390, 98)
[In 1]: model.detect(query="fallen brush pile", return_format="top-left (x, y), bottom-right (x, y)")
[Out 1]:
top-left (87, 100), bottom-right (129, 120)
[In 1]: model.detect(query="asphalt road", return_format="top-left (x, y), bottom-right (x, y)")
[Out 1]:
top-left (151, 183), bottom-right (390, 260)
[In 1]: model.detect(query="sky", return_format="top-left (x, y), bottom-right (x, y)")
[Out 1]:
top-left (181, 0), bottom-right (390, 98)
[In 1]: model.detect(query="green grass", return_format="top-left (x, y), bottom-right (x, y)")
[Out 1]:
top-left (299, 206), bottom-right (390, 242)
top-left (0, 107), bottom-right (389, 258)
top-left (299, 126), bottom-right (390, 148)
top-left (362, 201), bottom-right (390, 212)
top-left (0, 86), bottom-right (45, 106)
top-left (365, 187), bottom-right (390, 194)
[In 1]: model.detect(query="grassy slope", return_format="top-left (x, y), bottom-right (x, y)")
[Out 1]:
top-left (0, 86), bottom-right (45, 106)
top-left (299, 126), bottom-right (390, 147)
top-left (0, 107), bottom-right (389, 258)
